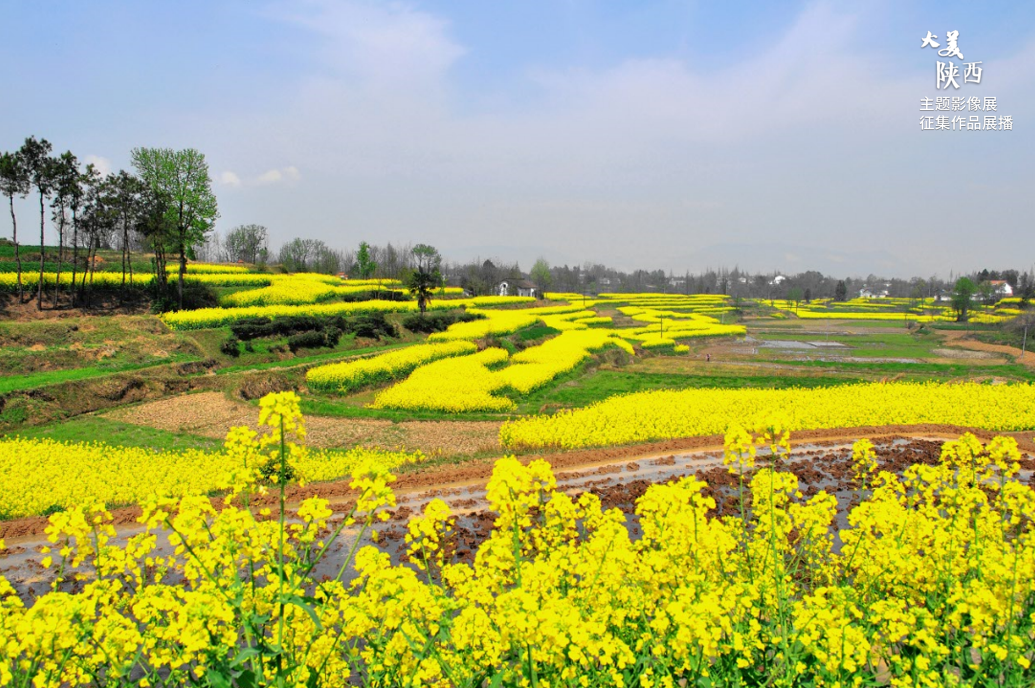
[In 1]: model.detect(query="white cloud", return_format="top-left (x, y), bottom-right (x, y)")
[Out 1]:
top-left (256, 168), bottom-right (283, 185)
top-left (219, 171), bottom-right (242, 187)
top-left (221, 167), bottom-right (300, 187)
top-left (256, 166), bottom-right (301, 185)
top-left (83, 155), bottom-right (111, 177)
top-left (271, 0), bottom-right (465, 89)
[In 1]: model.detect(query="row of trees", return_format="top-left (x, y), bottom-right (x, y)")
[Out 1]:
top-left (0, 136), bottom-right (219, 310)
top-left (197, 224), bottom-right (270, 265)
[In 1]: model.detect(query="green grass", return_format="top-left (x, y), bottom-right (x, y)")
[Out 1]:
top-left (216, 340), bottom-right (416, 375)
top-left (9, 415), bottom-right (222, 452)
top-left (515, 325), bottom-right (562, 342)
top-left (516, 368), bottom-right (854, 412)
top-left (0, 355), bottom-right (199, 395)
top-left (777, 359), bottom-right (1035, 381)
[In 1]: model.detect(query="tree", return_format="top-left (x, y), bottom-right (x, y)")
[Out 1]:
top-left (803, 287), bottom-right (812, 304)
top-left (951, 277), bottom-right (976, 322)
top-left (834, 280), bottom-right (847, 302)
top-left (0, 150), bottom-right (29, 301)
top-left (77, 172), bottom-right (118, 304)
top-left (71, 164), bottom-right (102, 302)
top-left (530, 257), bottom-right (552, 295)
top-left (1010, 312), bottom-right (1035, 358)
top-left (131, 147), bottom-right (219, 309)
top-left (224, 224), bottom-right (269, 264)
top-left (787, 287), bottom-right (803, 314)
top-left (977, 281), bottom-right (996, 308)
top-left (19, 136), bottom-right (56, 309)
top-left (356, 241), bottom-right (377, 279)
top-left (50, 151), bottom-right (80, 306)
top-left (278, 238), bottom-right (322, 272)
top-left (104, 170), bottom-right (146, 296)
top-left (135, 186), bottom-right (175, 301)
top-left (407, 243), bottom-right (442, 315)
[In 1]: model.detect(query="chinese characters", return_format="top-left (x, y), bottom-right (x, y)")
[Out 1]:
top-left (921, 30), bottom-right (981, 89)
top-left (917, 30), bottom-right (1012, 132)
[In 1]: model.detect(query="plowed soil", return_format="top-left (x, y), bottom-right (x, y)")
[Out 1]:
top-left (107, 391), bottom-right (502, 455)
top-left (940, 330), bottom-right (1035, 367)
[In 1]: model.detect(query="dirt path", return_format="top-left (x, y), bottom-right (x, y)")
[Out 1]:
top-left (107, 391), bottom-right (502, 456)
top-left (4, 423), bottom-right (1032, 542)
top-left (940, 330), bottom-right (1035, 367)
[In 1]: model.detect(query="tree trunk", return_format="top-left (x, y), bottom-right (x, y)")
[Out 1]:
top-left (121, 215), bottom-right (128, 299)
top-left (37, 191), bottom-right (45, 310)
top-left (8, 195), bottom-right (21, 302)
top-left (178, 240), bottom-right (186, 310)
top-left (70, 209), bottom-right (79, 307)
top-left (86, 237), bottom-right (98, 306)
top-left (79, 234), bottom-right (92, 302)
top-left (53, 208), bottom-right (65, 308)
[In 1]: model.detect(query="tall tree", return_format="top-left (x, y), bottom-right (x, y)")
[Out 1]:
top-left (71, 164), bottom-right (102, 304)
top-left (131, 147), bottom-right (219, 309)
top-left (50, 151), bottom-right (80, 306)
top-left (106, 171), bottom-right (145, 295)
top-left (356, 241), bottom-right (377, 279)
top-left (951, 277), bottom-right (976, 322)
top-left (224, 224), bottom-right (269, 264)
top-left (407, 243), bottom-right (442, 315)
top-left (834, 280), bottom-right (848, 302)
top-left (0, 150), bottom-right (29, 301)
top-left (19, 136), bottom-right (55, 309)
top-left (530, 257), bottom-right (552, 295)
top-left (278, 238), bottom-right (322, 272)
top-left (135, 186), bottom-right (175, 300)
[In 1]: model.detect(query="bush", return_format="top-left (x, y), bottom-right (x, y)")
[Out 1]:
top-left (401, 310), bottom-right (478, 334)
top-left (230, 317), bottom-right (275, 340)
top-left (220, 335), bottom-right (241, 357)
top-left (323, 326), bottom-right (343, 348)
top-left (340, 289), bottom-right (409, 302)
top-left (349, 312), bottom-right (397, 339)
top-left (270, 316), bottom-right (323, 336)
top-left (287, 330), bottom-right (327, 353)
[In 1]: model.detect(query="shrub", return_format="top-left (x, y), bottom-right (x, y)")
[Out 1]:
top-left (323, 326), bottom-right (343, 348)
top-left (287, 330), bottom-right (327, 353)
top-left (220, 334), bottom-right (241, 357)
top-left (401, 310), bottom-right (479, 334)
top-left (230, 317), bottom-right (275, 341)
top-left (349, 312), bottom-right (397, 339)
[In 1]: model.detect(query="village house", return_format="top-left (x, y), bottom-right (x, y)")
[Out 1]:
top-left (990, 280), bottom-right (1014, 297)
top-left (498, 279), bottom-right (537, 298)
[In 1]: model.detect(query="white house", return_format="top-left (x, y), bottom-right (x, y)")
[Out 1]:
top-left (768, 275), bottom-right (787, 286)
top-left (498, 279), bottom-right (537, 298)
top-left (990, 280), bottom-right (1014, 297)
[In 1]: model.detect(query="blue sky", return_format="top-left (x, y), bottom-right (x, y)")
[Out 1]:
top-left (2, 0), bottom-right (1034, 277)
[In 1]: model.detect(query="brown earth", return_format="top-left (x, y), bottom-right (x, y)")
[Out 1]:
top-left (940, 330), bottom-right (1035, 367)
top-left (107, 391), bottom-right (503, 456)
top-left (4, 422), bottom-right (1033, 541)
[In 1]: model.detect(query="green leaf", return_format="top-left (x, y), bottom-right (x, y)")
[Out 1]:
top-left (281, 594), bottom-right (324, 631)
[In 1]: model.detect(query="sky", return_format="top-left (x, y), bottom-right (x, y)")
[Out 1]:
top-left (2, 0), bottom-right (1033, 278)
